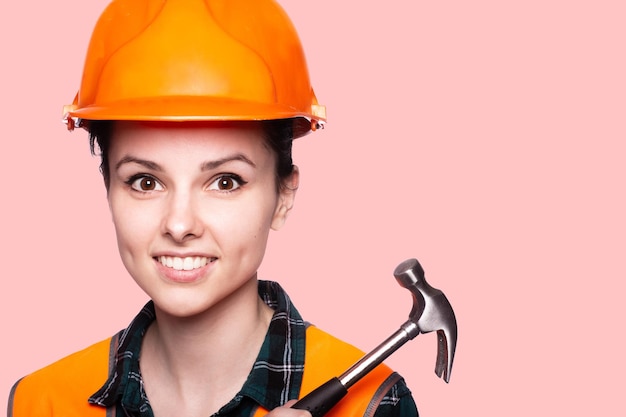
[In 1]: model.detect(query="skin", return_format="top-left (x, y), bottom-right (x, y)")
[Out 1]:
top-left (107, 121), bottom-right (310, 417)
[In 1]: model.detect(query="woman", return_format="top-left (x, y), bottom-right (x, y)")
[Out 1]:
top-left (9, 0), bottom-right (418, 416)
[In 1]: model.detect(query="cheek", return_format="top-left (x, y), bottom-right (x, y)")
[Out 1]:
top-left (209, 206), bottom-right (271, 242)
top-left (109, 195), bottom-right (158, 255)
top-left (207, 193), bottom-right (278, 248)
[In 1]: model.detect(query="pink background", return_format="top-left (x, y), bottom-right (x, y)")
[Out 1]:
top-left (1, 1), bottom-right (624, 415)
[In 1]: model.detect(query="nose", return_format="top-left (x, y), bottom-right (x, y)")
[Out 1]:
top-left (162, 190), bottom-right (203, 243)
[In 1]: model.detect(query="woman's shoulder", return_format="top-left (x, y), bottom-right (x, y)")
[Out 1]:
top-left (303, 325), bottom-right (418, 417)
top-left (18, 335), bottom-right (115, 384)
top-left (304, 324), bottom-right (372, 370)
top-left (9, 335), bottom-right (117, 416)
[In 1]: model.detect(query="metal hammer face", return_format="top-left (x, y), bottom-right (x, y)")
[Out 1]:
top-left (394, 258), bottom-right (458, 383)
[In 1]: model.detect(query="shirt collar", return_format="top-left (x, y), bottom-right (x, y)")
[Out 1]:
top-left (89, 280), bottom-right (306, 414)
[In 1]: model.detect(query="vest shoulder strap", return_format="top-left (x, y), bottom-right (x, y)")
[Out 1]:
top-left (254, 325), bottom-right (398, 417)
top-left (9, 335), bottom-right (116, 417)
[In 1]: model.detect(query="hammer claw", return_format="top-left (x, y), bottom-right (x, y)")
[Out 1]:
top-left (433, 293), bottom-right (457, 383)
top-left (435, 328), bottom-right (455, 383)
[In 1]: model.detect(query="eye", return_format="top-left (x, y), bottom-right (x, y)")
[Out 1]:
top-left (128, 175), bottom-right (164, 192)
top-left (208, 175), bottom-right (246, 192)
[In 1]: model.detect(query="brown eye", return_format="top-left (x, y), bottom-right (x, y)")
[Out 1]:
top-left (140, 178), bottom-right (156, 190)
top-left (129, 175), bottom-right (163, 192)
top-left (218, 177), bottom-right (235, 190)
top-left (208, 175), bottom-right (245, 192)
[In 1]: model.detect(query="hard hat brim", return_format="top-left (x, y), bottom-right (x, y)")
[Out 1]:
top-left (68, 96), bottom-right (323, 138)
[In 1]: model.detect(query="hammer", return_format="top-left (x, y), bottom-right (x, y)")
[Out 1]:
top-left (292, 258), bottom-right (458, 417)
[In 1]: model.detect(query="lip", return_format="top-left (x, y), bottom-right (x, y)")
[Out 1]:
top-left (153, 254), bottom-right (217, 283)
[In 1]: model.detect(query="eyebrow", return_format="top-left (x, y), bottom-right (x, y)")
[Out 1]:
top-left (201, 154), bottom-right (257, 171)
top-left (114, 153), bottom-right (256, 172)
top-left (115, 156), bottom-right (162, 172)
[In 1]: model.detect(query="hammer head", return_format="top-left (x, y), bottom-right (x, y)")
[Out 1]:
top-left (394, 258), bottom-right (458, 383)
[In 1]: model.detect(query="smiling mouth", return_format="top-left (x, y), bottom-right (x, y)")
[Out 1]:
top-left (157, 256), bottom-right (216, 271)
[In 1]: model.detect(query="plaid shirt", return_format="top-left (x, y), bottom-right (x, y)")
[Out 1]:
top-left (88, 281), bottom-right (417, 416)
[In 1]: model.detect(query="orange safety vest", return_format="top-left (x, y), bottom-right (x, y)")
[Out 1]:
top-left (10, 326), bottom-right (399, 417)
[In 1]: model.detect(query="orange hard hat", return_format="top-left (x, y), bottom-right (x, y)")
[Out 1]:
top-left (64, 0), bottom-right (326, 138)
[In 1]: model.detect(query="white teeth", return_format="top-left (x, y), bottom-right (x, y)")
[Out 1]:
top-left (173, 257), bottom-right (183, 270)
top-left (158, 256), bottom-right (212, 271)
top-left (183, 257), bottom-right (193, 270)
top-left (193, 257), bottom-right (207, 269)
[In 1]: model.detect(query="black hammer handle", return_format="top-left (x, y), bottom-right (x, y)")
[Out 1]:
top-left (291, 377), bottom-right (347, 417)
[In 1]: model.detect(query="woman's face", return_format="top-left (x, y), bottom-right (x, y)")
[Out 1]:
top-left (106, 122), bottom-right (297, 318)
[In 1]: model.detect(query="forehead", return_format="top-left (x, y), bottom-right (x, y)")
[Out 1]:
top-left (108, 121), bottom-right (271, 159)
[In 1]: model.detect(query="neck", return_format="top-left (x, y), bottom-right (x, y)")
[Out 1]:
top-left (140, 277), bottom-right (274, 412)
